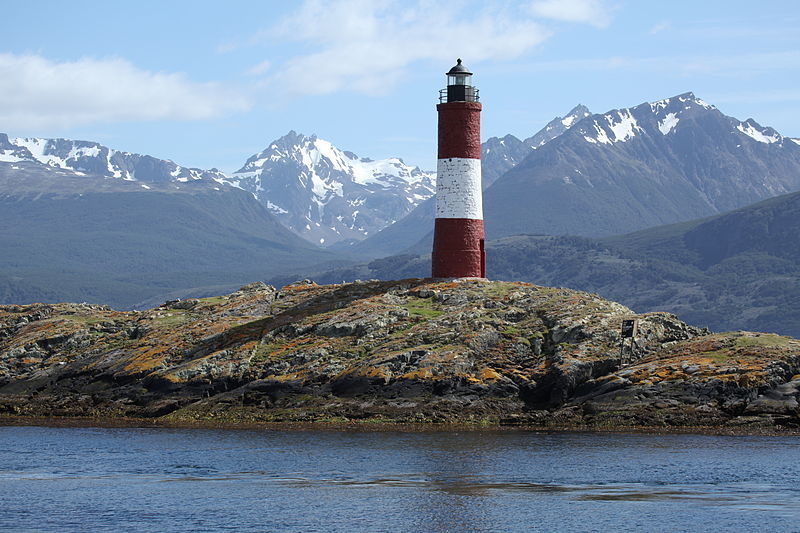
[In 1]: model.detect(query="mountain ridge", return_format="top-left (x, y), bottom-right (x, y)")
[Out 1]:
top-left (219, 131), bottom-right (436, 246)
top-left (484, 91), bottom-right (800, 239)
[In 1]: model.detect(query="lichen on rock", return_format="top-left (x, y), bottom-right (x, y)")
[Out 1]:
top-left (1, 278), bottom-right (799, 429)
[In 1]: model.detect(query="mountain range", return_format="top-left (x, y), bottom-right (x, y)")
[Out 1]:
top-left (2, 91), bottom-right (800, 327)
top-left (350, 93), bottom-right (800, 258)
top-left (484, 92), bottom-right (800, 239)
top-left (0, 133), bottom-right (227, 184)
top-left (0, 137), bottom-right (341, 309)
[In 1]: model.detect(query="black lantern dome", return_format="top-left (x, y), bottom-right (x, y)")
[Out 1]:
top-left (440, 58), bottom-right (479, 103)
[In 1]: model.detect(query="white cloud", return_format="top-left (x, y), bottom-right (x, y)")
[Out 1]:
top-left (246, 60), bottom-right (272, 76)
top-left (0, 53), bottom-right (251, 130)
top-left (529, 0), bottom-right (614, 28)
top-left (649, 20), bottom-right (671, 35)
top-left (707, 89), bottom-right (800, 104)
top-left (521, 50), bottom-right (800, 77)
top-left (261, 0), bottom-right (554, 97)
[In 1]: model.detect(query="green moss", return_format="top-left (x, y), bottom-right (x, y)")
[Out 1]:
top-left (149, 311), bottom-right (192, 327)
top-left (56, 314), bottom-right (108, 325)
top-left (705, 350), bottom-right (733, 363)
top-left (195, 296), bottom-right (227, 307)
top-left (700, 334), bottom-right (793, 362)
top-left (484, 283), bottom-right (513, 298)
top-left (404, 297), bottom-right (444, 319)
top-left (734, 334), bottom-right (792, 349)
top-left (251, 342), bottom-right (284, 362)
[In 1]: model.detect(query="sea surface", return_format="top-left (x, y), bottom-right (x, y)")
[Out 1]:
top-left (1, 426), bottom-right (799, 532)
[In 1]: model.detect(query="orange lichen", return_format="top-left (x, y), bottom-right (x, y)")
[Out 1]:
top-left (479, 368), bottom-right (502, 381)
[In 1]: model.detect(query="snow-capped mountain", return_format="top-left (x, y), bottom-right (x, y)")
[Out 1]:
top-left (480, 104), bottom-right (591, 187)
top-left (484, 92), bottom-right (800, 239)
top-left (220, 131), bottom-right (435, 246)
top-left (575, 92), bottom-right (789, 149)
top-left (0, 134), bottom-right (227, 185)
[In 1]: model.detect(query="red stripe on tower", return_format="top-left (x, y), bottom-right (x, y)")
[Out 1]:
top-left (432, 59), bottom-right (485, 279)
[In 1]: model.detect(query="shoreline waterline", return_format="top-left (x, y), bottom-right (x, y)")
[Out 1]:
top-left (2, 414), bottom-right (798, 436)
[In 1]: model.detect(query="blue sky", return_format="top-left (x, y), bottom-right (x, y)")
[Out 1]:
top-left (2, 0), bottom-right (799, 172)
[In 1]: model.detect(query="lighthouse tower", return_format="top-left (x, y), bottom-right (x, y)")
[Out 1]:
top-left (432, 59), bottom-right (485, 279)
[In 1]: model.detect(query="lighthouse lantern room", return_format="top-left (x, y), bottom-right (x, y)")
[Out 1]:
top-left (432, 59), bottom-right (485, 279)
top-left (442, 58), bottom-right (478, 103)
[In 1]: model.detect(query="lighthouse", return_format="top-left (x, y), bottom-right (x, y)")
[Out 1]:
top-left (432, 59), bottom-right (485, 279)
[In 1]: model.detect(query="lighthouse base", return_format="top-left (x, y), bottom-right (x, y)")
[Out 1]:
top-left (431, 218), bottom-right (485, 278)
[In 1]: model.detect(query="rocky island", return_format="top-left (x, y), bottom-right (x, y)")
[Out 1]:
top-left (2, 279), bottom-right (799, 431)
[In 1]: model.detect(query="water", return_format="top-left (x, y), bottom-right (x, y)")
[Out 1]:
top-left (1, 426), bottom-right (799, 532)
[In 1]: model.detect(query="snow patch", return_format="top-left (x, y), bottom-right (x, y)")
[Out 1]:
top-left (737, 122), bottom-right (781, 144)
top-left (584, 122), bottom-right (611, 144)
top-left (658, 113), bottom-right (679, 135)
top-left (606, 110), bottom-right (641, 142)
top-left (694, 98), bottom-right (714, 109)
top-left (0, 152), bottom-right (24, 163)
top-left (649, 98), bottom-right (669, 113)
top-left (266, 200), bottom-right (288, 214)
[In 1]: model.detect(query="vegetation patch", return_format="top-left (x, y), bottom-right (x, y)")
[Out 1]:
top-left (149, 311), bottom-right (192, 328)
top-left (404, 297), bottom-right (443, 319)
top-left (195, 296), bottom-right (227, 308)
top-left (735, 334), bottom-right (793, 349)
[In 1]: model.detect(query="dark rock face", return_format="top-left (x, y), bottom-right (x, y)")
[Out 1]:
top-left (1, 279), bottom-right (798, 429)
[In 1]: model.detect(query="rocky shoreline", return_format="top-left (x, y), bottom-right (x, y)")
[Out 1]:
top-left (2, 279), bottom-right (800, 431)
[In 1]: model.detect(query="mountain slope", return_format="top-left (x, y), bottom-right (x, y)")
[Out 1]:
top-left (0, 151), bottom-right (341, 309)
top-left (219, 131), bottom-right (435, 246)
top-left (484, 92), bottom-right (800, 239)
top-left (481, 104), bottom-right (591, 187)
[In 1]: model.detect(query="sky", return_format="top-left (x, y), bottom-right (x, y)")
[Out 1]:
top-left (2, 0), bottom-right (799, 173)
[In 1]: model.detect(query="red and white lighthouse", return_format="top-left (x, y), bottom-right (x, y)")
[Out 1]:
top-left (432, 59), bottom-right (485, 279)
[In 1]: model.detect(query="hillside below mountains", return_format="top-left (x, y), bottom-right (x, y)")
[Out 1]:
top-left (2, 279), bottom-right (799, 430)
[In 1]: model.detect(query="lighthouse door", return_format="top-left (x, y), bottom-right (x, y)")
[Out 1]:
top-left (480, 238), bottom-right (486, 278)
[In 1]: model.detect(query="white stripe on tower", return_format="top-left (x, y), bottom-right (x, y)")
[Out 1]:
top-left (435, 158), bottom-right (482, 220)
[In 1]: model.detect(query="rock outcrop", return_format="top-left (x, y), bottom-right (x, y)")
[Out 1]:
top-left (1, 279), bottom-right (799, 429)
